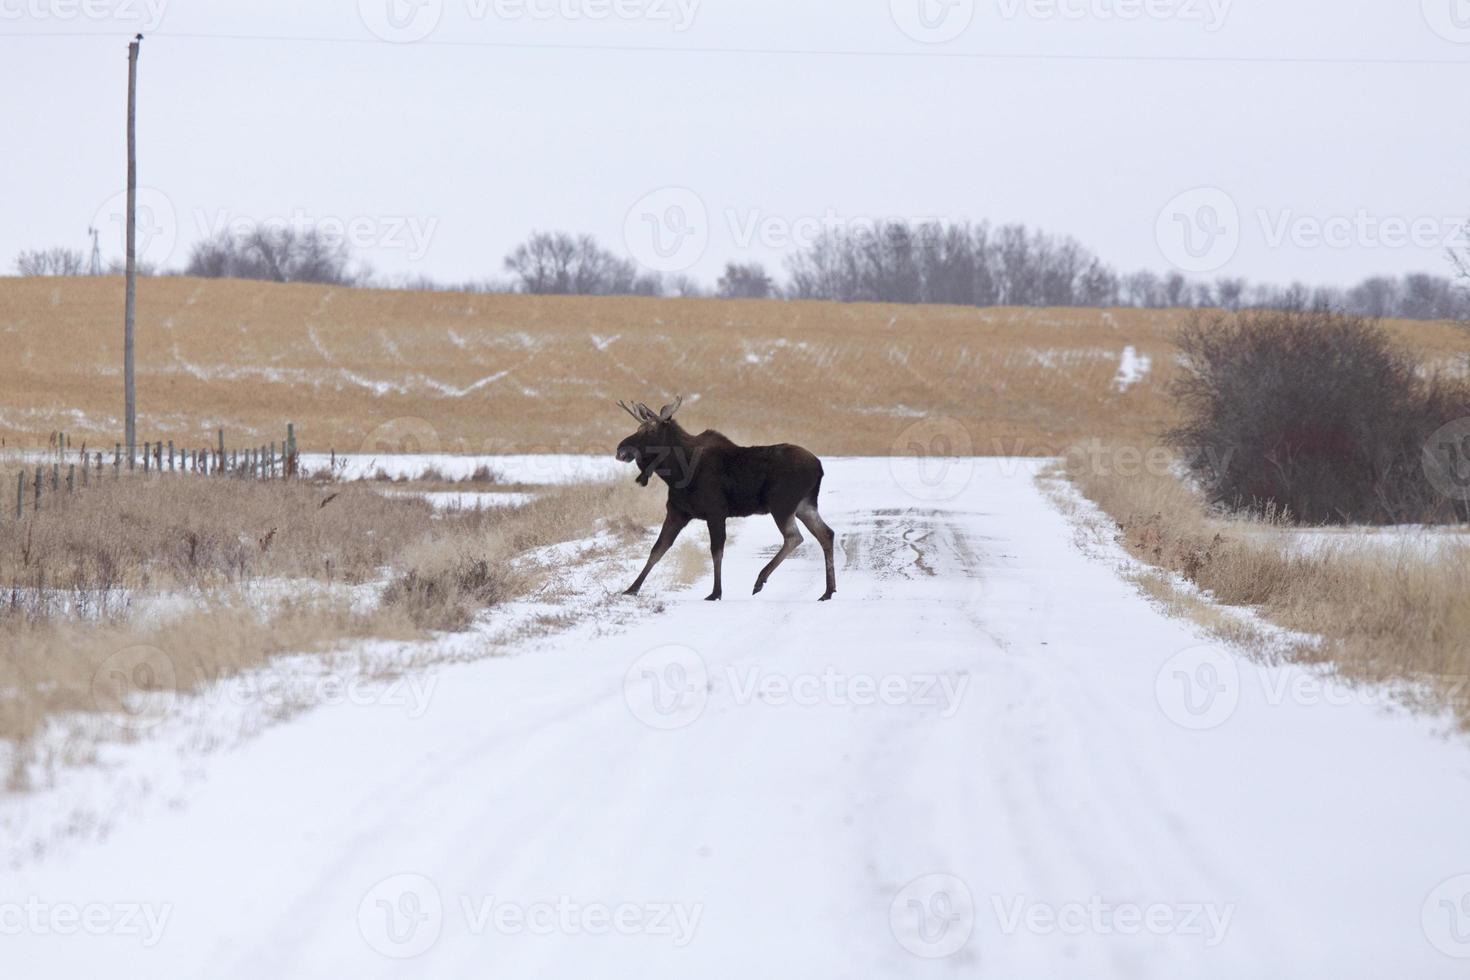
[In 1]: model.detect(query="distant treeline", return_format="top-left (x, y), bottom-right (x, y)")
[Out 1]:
top-left (13, 219), bottom-right (1470, 321)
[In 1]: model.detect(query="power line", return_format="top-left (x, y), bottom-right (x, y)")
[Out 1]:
top-left (0, 29), bottom-right (1467, 67)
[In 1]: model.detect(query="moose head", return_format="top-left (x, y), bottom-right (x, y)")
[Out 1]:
top-left (615, 396), bottom-right (685, 486)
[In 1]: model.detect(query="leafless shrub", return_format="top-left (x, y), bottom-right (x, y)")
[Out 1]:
top-left (1169, 309), bottom-right (1470, 525)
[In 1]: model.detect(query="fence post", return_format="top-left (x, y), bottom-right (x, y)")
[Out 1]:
top-left (168, 440), bottom-right (174, 471)
top-left (143, 441), bottom-right (150, 474)
top-left (34, 466), bottom-right (42, 511)
top-left (66, 464), bottom-right (74, 493)
top-left (286, 423), bottom-right (296, 479)
top-left (15, 471), bottom-right (22, 519)
top-left (82, 457), bottom-right (89, 488)
top-left (50, 463), bottom-right (58, 492)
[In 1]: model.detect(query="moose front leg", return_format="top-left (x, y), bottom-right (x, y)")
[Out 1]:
top-left (624, 510), bottom-right (691, 596)
top-left (705, 518), bottom-right (725, 601)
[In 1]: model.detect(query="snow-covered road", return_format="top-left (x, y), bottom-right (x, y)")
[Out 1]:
top-left (8, 459), bottom-right (1470, 978)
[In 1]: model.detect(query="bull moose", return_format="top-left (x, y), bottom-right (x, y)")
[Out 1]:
top-left (615, 397), bottom-right (837, 602)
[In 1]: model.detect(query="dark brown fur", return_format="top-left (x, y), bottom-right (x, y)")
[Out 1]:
top-left (616, 400), bottom-right (836, 601)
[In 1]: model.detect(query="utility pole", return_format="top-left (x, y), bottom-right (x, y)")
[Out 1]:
top-left (124, 34), bottom-right (142, 464)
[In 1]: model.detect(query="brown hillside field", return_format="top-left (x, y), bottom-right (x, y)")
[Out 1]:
top-left (0, 276), bottom-right (1446, 461)
top-left (5, 275), bottom-right (1461, 456)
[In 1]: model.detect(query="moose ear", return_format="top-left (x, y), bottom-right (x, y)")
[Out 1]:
top-left (658, 395), bottom-right (683, 421)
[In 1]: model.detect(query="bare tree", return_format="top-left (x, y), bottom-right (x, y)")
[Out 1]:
top-left (503, 231), bottom-right (661, 296)
top-left (1214, 277), bottom-right (1247, 311)
top-left (717, 262), bottom-right (776, 299)
top-left (15, 247), bottom-right (86, 276)
top-left (186, 226), bottom-right (353, 284)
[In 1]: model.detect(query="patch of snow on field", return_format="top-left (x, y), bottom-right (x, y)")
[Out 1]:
top-left (380, 490), bottom-right (535, 511)
top-left (303, 453), bottom-right (623, 485)
top-left (1258, 524), bottom-right (1470, 558)
top-left (1113, 344), bottom-right (1153, 391)
top-left (415, 370), bottom-right (510, 397)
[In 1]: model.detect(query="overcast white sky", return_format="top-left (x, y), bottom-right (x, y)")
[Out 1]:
top-left (2, 0), bottom-right (1468, 289)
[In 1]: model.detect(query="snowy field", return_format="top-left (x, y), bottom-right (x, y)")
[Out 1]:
top-left (6, 458), bottom-right (1470, 978)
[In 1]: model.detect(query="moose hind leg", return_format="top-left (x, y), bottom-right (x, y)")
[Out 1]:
top-left (795, 501), bottom-right (837, 601)
top-left (753, 512), bottom-right (802, 595)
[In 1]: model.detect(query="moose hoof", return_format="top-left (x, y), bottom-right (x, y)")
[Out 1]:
top-left (818, 591), bottom-right (834, 601)
top-left (752, 581), bottom-right (764, 595)
top-left (704, 592), bottom-right (722, 602)
top-left (623, 587), bottom-right (640, 597)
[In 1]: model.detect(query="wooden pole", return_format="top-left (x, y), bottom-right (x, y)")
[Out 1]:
top-left (15, 471), bottom-right (22, 520)
top-left (124, 36), bottom-right (142, 465)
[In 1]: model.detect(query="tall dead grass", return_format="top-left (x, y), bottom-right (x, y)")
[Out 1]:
top-left (5, 276), bottom-right (1460, 457)
top-left (0, 470), bottom-right (663, 754)
top-left (1065, 443), bottom-right (1470, 722)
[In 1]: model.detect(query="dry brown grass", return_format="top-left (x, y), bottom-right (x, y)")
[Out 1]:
top-left (5, 276), bottom-right (1462, 457)
top-left (1063, 443), bottom-right (1470, 722)
top-left (0, 469), bottom-right (449, 614)
top-left (0, 469), bottom-right (664, 755)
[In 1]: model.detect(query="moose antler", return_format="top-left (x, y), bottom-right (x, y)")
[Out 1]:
top-left (618, 398), bottom-right (681, 423)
